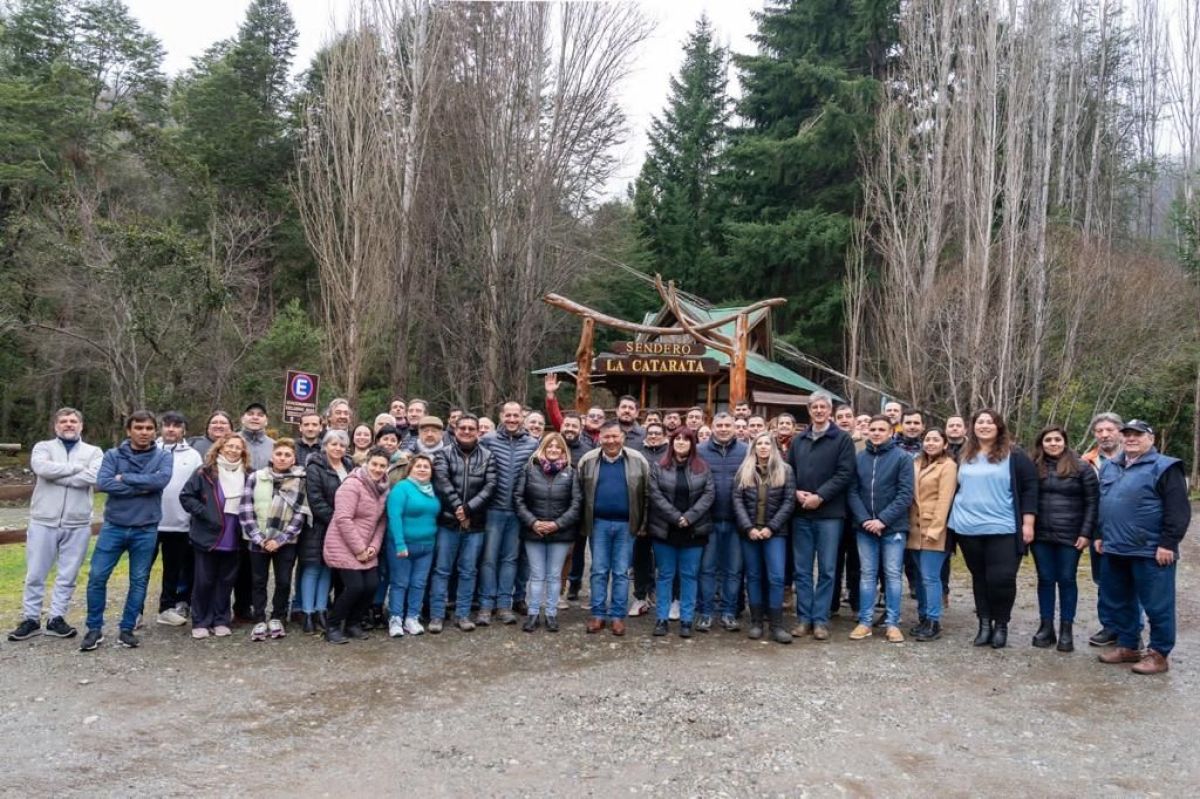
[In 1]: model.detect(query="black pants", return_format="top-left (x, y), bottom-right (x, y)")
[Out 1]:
top-left (568, 536), bottom-right (587, 590)
top-left (250, 546), bottom-right (298, 622)
top-left (632, 535), bottom-right (655, 600)
top-left (191, 547), bottom-right (239, 629)
top-left (156, 531), bottom-right (194, 612)
top-left (832, 518), bottom-right (860, 614)
top-left (957, 534), bottom-right (1020, 623)
top-left (232, 540), bottom-right (253, 618)
top-left (328, 568), bottom-right (379, 629)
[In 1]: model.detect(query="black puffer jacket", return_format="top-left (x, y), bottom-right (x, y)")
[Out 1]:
top-left (1035, 457), bottom-right (1099, 546)
top-left (302, 453), bottom-right (354, 565)
top-left (514, 460), bottom-right (582, 544)
top-left (733, 464), bottom-right (797, 537)
top-left (433, 442), bottom-right (497, 530)
top-left (179, 467), bottom-right (230, 550)
top-left (647, 462), bottom-right (715, 543)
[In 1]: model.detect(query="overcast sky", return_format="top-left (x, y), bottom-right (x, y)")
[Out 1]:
top-left (123, 0), bottom-right (763, 198)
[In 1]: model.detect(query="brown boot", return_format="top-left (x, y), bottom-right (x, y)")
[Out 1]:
top-left (610, 619), bottom-right (626, 636)
top-left (1098, 646), bottom-right (1142, 664)
top-left (1131, 649), bottom-right (1170, 675)
top-left (586, 617), bottom-right (605, 633)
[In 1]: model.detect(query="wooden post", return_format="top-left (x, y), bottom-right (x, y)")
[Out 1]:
top-left (730, 313), bottom-right (749, 407)
top-left (575, 318), bottom-right (595, 413)
top-left (639, 376), bottom-right (647, 411)
top-left (704, 376), bottom-right (715, 421)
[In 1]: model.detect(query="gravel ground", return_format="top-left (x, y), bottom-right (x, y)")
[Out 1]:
top-left (1, 509), bottom-right (1197, 798)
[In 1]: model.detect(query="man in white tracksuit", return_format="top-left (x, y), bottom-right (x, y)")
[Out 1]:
top-left (154, 411), bottom-right (204, 626)
top-left (7, 407), bottom-right (102, 641)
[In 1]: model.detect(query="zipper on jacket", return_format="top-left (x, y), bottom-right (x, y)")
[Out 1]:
top-left (869, 452), bottom-right (878, 519)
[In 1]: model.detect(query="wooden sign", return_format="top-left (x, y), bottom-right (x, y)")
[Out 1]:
top-left (597, 355), bottom-right (720, 376)
top-left (612, 340), bottom-right (705, 357)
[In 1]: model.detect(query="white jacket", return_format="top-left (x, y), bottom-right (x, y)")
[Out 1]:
top-left (29, 438), bottom-right (103, 528)
top-left (158, 439), bottom-right (204, 532)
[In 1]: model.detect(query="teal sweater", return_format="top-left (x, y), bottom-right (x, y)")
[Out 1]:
top-left (386, 478), bottom-right (440, 554)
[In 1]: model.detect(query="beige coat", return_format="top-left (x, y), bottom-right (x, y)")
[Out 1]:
top-left (908, 457), bottom-right (957, 551)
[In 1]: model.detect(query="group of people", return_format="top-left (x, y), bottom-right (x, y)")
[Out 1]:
top-left (8, 385), bottom-right (1191, 675)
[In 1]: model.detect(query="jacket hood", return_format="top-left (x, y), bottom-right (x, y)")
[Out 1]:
top-left (865, 438), bottom-right (897, 455)
top-left (158, 437), bottom-right (194, 453)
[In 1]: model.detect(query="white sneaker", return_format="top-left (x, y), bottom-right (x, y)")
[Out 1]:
top-left (557, 596), bottom-right (570, 611)
top-left (267, 619), bottom-right (285, 639)
top-left (669, 600), bottom-right (681, 621)
top-left (628, 598), bottom-right (650, 617)
top-left (388, 615), bottom-right (405, 638)
top-left (403, 617), bottom-right (424, 636)
top-left (174, 602), bottom-right (190, 619)
top-left (250, 622), bottom-right (268, 641)
top-left (157, 608), bottom-right (187, 626)
top-left (134, 614), bottom-right (145, 630)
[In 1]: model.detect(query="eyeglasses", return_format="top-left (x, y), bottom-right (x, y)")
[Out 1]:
top-left (586, 412), bottom-right (605, 419)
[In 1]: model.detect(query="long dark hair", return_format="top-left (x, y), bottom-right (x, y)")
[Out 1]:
top-left (1033, 425), bottom-right (1081, 478)
top-left (961, 409), bottom-right (1012, 464)
top-left (916, 428), bottom-right (950, 469)
top-left (660, 427), bottom-right (707, 474)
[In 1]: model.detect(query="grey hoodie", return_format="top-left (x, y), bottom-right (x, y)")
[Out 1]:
top-left (29, 438), bottom-right (103, 528)
top-left (158, 438), bottom-right (204, 532)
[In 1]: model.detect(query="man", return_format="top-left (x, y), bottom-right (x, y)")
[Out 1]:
top-left (733, 418), bottom-right (749, 442)
top-left (542, 373), bottom-right (600, 441)
top-left (685, 407), bottom-right (705, 431)
top-left (524, 411), bottom-right (546, 439)
top-left (7, 408), bottom-right (102, 642)
top-left (325, 398), bottom-right (353, 432)
top-left (643, 409), bottom-right (663, 428)
top-left (945, 415), bottom-right (967, 458)
top-left (431, 414), bottom-right (497, 633)
top-left (1096, 420), bottom-right (1191, 674)
top-left (637, 422), bottom-right (669, 462)
top-left (775, 413), bottom-right (797, 455)
top-left (663, 411), bottom-right (682, 434)
top-left (80, 411), bottom-right (173, 651)
top-left (407, 415), bottom-right (446, 457)
top-left (787, 391), bottom-right (856, 642)
top-left (616, 395), bottom-right (645, 449)
top-left (239, 402), bottom-right (275, 470)
top-left (834, 405), bottom-right (864, 451)
top-left (295, 411), bottom-right (325, 469)
top-left (854, 414), bottom-right (872, 440)
top-left (1082, 412), bottom-right (1127, 647)
top-left (697, 412), bottom-right (749, 632)
top-left (561, 412), bottom-right (595, 465)
top-left (479, 401), bottom-right (539, 625)
top-left (831, 404), bottom-right (863, 618)
top-left (577, 421), bottom-right (649, 635)
top-left (153, 412), bottom-right (203, 627)
top-left (733, 400), bottom-right (751, 421)
top-left (403, 399), bottom-right (429, 445)
top-left (447, 407), bottom-right (464, 431)
top-left (883, 401), bottom-right (904, 434)
top-left (747, 415), bottom-right (766, 437)
top-left (627, 422), bottom-right (669, 617)
top-left (895, 408), bottom-right (925, 457)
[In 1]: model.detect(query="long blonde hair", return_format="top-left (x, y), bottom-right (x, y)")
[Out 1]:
top-left (736, 433), bottom-right (787, 489)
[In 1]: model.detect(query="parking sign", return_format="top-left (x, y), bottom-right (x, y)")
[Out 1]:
top-left (283, 369), bottom-right (320, 424)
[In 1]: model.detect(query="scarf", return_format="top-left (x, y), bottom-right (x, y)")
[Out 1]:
top-left (216, 456), bottom-right (245, 514)
top-left (540, 456), bottom-right (566, 476)
top-left (415, 439), bottom-right (444, 456)
top-left (409, 477), bottom-right (435, 497)
top-left (251, 466), bottom-right (310, 540)
top-left (353, 466), bottom-right (388, 497)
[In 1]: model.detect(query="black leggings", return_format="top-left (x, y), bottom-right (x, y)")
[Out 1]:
top-left (156, 532), bottom-right (194, 612)
top-left (328, 568), bottom-right (379, 629)
top-left (249, 546), bottom-right (298, 622)
top-left (957, 534), bottom-right (1019, 623)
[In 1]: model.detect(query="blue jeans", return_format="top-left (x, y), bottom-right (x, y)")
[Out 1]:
top-left (589, 520), bottom-right (634, 619)
top-left (653, 541), bottom-right (702, 623)
top-left (857, 531), bottom-right (905, 627)
top-left (914, 549), bottom-right (949, 622)
top-left (85, 523), bottom-right (158, 632)
top-left (298, 563), bottom-right (332, 613)
top-left (430, 529), bottom-right (484, 620)
top-left (524, 540), bottom-right (572, 617)
top-left (480, 510), bottom-right (521, 611)
top-left (1101, 553), bottom-right (1175, 655)
top-left (1030, 541), bottom-right (1082, 622)
top-left (792, 517), bottom-right (843, 625)
top-left (386, 538), bottom-right (435, 618)
top-left (699, 520), bottom-right (742, 617)
top-left (741, 535), bottom-right (788, 611)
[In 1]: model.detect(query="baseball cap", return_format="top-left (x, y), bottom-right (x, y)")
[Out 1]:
top-left (1120, 419), bottom-right (1153, 435)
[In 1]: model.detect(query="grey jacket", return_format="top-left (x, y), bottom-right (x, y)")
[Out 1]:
top-left (29, 438), bottom-right (103, 528)
top-left (240, 429), bottom-right (275, 471)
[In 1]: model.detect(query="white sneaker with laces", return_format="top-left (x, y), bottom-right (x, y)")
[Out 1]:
top-left (157, 608), bottom-right (187, 626)
top-left (388, 615), bottom-right (405, 638)
top-left (669, 600), bottom-right (681, 621)
top-left (403, 617), bottom-right (424, 636)
top-left (267, 619), bottom-right (285, 639)
top-left (628, 598), bottom-right (650, 617)
top-left (250, 622), bottom-right (268, 641)
top-left (557, 596), bottom-right (570, 611)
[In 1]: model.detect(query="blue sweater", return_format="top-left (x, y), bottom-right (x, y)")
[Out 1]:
top-left (386, 478), bottom-right (441, 554)
top-left (97, 441), bottom-right (173, 528)
top-left (593, 457), bottom-right (630, 521)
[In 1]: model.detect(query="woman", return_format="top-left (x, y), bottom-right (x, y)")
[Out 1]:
top-left (190, 410), bottom-right (234, 458)
top-left (1030, 425), bottom-right (1097, 652)
top-left (732, 433), bottom-right (796, 643)
top-left (647, 427), bottom-right (714, 638)
top-left (239, 438), bottom-right (309, 641)
top-left (179, 433), bottom-right (248, 639)
top-left (514, 433), bottom-right (582, 632)
top-left (908, 429), bottom-right (958, 642)
top-left (384, 454), bottom-right (440, 638)
top-left (697, 425), bottom-right (712, 444)
top-left (848, 416), bottom-right (915, 643)
top-left (947, 409), bottom-right (1038, 649)
top-left (323, 447), bottom-right (390, 644)
top-left (350, 424), bottom-right (374, 465)
top-left (300, 430), bottom-right (353, 634)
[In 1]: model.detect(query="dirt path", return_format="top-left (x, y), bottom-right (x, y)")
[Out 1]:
top-left (2, 510), bottom-right (1197, 797)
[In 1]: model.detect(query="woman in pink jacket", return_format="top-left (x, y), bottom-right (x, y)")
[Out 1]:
top-left (323, 447), bottom-right (390, 644)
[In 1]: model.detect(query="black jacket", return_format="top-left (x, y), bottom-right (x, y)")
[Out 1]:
top-left (179, 467), bottom-right (232, 551)
top-left (303, 453), bottom-right (354, 565)
top-left (1035, 457), bottom-right (1099, 546)
top-left (296, 438), bottom-right (323, 470)
top-left (433, 442), bottom-right (497, 530)
top-left (566, 435), bottom-right (595, 466)
top-left (733, 464), bottom-right (797, 537)
top-left (786, 426), bottom-right (857, 519)
top-left (647, 462), bottom-right (715, 544)
top-left (514, 461), bottom-right (582, 544)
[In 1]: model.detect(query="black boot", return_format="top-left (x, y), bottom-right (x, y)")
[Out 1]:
top-left (747, 606), bottom-right (764, 640)
top-left (1032, 619), bottom-right (1056, 648)
top-left (1056, 621), bottom-right (1074, 652)
top-left (325, 622), bottom-right (348, 645)
top-left (909, 616), bottom-right (928, 636)
top-left (314, 611), bottom-right (327, 633)
top-left (768, 609), bottom-right (793, 645)
top-left (914, 620), bottom-right (942, 641)
top-left (973, 616), bottom-right (993, 647)
top-left (991, 622), bottom-right (1008, 649)
top-left (301, 613), bottom-right (315, 635)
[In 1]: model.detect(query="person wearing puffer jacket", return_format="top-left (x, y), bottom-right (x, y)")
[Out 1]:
top-left (847, 416), bottom-right (915, 644)
top-left (300, 430), bottom-right (354, 635)
top-left (514, 433), bottom-right (582, 633)
top-left (323, 447), bottom-right (390, 644)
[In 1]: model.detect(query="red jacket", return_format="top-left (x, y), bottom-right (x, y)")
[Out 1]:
top-left (323, 468), bottom-right (388, 570)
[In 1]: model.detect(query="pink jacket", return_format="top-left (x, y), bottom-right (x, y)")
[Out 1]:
top-left (323, 468), bottom-right (388, 570)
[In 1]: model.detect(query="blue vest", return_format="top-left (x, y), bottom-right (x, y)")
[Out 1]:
top-left (1098, 449), bottom-right (1180, 557)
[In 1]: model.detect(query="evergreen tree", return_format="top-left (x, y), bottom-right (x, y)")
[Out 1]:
top-left (632, 15), bottom-right (729, 295)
